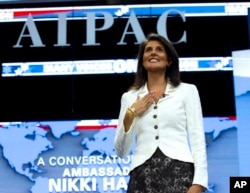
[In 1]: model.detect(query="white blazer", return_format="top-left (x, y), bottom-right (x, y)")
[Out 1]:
top-left (114, 82), bottom-right (208, 189)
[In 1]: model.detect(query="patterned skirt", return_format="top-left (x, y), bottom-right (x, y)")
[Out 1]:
top-left (127, 148), bottom-right (194, 193)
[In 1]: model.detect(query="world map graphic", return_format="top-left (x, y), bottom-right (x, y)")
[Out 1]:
top-left (0, 117), bottom-right (238, 193)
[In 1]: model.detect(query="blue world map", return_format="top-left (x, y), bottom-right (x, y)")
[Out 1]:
top-left (0, 117), bottom-right (238, 193)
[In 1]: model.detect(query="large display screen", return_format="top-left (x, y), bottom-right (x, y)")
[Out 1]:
top-left (0, 116), bottom-right (238, 193)
top-left (0, 3), bottom-right (249, 193)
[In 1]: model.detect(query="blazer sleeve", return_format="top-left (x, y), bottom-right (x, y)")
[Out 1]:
top-left (185, 84), bottom-right (208, 190)
top-left (114, 92), bottom-right (135, 158)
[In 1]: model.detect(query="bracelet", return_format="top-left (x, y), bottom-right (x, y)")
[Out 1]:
top-left (127, 107), bottom-right (137, 117)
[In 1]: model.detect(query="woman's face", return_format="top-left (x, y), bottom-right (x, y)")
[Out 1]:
top-left (142, 40), bottom-right (169, 72)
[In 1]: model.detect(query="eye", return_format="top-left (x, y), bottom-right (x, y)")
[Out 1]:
top-left (156, 46), bottom-right (164, 52)
top-left (144, 47), bottom-right (152, 52)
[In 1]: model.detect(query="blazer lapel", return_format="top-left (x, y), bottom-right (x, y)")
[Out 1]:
top-left (160, 83), bottom-right (175, 101)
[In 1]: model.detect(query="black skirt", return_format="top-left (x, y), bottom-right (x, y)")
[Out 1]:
top-left (127, 148), bottom-right (194, 193)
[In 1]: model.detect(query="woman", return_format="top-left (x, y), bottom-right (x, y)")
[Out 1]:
top-left (114, 33), bottom-right (208, 193)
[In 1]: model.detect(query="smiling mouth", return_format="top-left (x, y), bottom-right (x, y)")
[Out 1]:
top-left (149, 58), bottom-right (159, 62)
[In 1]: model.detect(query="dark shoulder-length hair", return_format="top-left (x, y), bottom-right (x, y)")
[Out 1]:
top-left (129, 33), bottom-right (181, 90)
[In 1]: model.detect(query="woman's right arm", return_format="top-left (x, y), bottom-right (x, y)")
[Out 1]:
top-left (114, 91), bottom-right (153, 158)
top-left (114, 93), bottom-right (135, 158)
